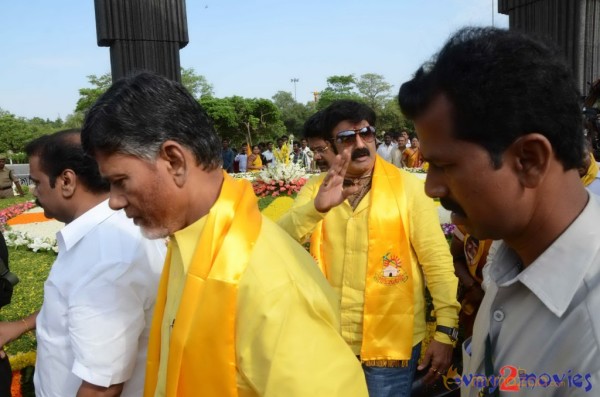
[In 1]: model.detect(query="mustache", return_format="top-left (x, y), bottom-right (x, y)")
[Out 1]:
top-left (351, 148), bottom-right (371, 161)
top-left (440, 198), bottom-right (465, 215)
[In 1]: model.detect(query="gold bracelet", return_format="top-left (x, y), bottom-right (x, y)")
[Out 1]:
top-left (21, 319), bottom-right (28, 332)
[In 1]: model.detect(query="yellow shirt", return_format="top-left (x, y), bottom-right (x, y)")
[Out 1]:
top-left (155, 214), bottom-right (368, 397)
top-left (278, 171), bottom-right (459, 354)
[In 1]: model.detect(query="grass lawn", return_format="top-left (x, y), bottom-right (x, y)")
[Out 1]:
top-left (0, 192), bottom-right (54, 365)
top-left (0, 248), bottom-right (53, 357)
top-left (0, 192), bottom-right (34, 211)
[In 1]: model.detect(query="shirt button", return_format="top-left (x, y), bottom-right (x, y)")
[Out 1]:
top-left (493, 310), bottom-right (505, 322)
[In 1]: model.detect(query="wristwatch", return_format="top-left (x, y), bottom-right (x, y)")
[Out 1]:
top-left (436, 325), bottom-right (459, 342)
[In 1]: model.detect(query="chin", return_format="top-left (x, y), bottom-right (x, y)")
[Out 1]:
top-left (140, 225), bottom-right (171, 240)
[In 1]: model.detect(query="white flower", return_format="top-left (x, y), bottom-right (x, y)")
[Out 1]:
top-left (2, 230), bottom-right (58, 253)
top-left (257, 162), bottom-right (309, 184)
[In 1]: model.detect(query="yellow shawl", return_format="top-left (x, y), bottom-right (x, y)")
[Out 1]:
top-left (582, 154), bottom-right (599, 187)
top-left (248, 154), bottom-right (263, 172)
top-left (144, 173), bottom-right (261, 397)
top-left (310, 156), bottom-right (415, 361)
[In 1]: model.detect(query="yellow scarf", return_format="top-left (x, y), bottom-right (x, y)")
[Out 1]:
top-left (581, 154), bottom-right (599, 187)
top-left (144, 173), bottom-right (261, 397)
top-left (310, 156), bottom-right (415, 361)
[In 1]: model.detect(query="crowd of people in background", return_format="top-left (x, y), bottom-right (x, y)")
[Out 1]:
top-left (221, 129), bottom-right (428, 175)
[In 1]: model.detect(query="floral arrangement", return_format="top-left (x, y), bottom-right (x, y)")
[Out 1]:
top-left (441, 223), bottom-right (456, 238)
top-left (0, 202), bottom-right (36, 231)
top-left (252, 162), bottom-right (309, 197)
top-left (4, 230), bottom-right (58, 253)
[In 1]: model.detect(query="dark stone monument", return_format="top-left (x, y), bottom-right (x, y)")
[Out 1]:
top-left (94, 0), bottom-right (189, 82)
top-left (499, 0), bottom-right (600, 95)
top-left (499, 0), bottom-right (600, 157)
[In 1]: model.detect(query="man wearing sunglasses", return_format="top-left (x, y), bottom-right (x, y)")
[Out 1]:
top-left (279, 100), bottom-right (459, 397)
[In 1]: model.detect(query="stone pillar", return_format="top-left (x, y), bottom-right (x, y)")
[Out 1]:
top-left (94, 0), bottom-right (189, 82)
top-left (499, 0), bottom-right (600, 95)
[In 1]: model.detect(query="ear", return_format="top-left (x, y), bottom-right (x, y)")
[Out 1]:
top-left (158, 140), bottom-right (189, 187)
top-left (509, 133), bottom-right (553, 188)
top-left (58, 169), bottom-right (77, 198)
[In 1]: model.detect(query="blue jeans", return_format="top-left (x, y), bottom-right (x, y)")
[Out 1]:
top-left (362, 343), bottom-right (421, 397)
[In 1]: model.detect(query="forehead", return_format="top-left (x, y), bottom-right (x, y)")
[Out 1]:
top-left (331, 119), bottom-right (369, 137)
top-left (414, 95), bottom-right (457, 156)
top-left (307, 137), bottom-right (327, 147)
top-left (28, 155), bottom-right (44, 176)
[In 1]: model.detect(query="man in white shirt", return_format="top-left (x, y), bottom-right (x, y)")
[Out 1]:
top-left (234, 143), bottom-right (248, 172)
top-left (0, 130), bottom-right (165, 397)
top-left (262, 141), bottom-right (275, 167)
top-left (400, 27), bottom-right (600, 396)
top-left (376, 132), bottom-right (395, 163)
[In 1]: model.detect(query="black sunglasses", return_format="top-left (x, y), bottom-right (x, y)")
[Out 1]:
top-left (335, 126), bottom-right (376, 145)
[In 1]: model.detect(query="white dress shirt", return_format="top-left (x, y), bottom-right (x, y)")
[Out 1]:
top-left (35, 200), bottom-right (165, 397)
top-left (462, 194), bottom-right (600, 396)
top-left (376, 143), bottom-right (395, 162)
top-left (235, 153), bottom-right (247, 172)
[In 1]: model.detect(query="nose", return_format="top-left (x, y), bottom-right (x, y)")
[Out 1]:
top-left (424, 167), bottom-right (448, 199)
top-left (354, 133), bottom-right (367, 148)
top-left (108, 192), bottom-right (128, 211)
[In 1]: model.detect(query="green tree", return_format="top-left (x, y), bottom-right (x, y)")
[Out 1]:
top-left (181, 67), bottom-right (214, 99)
top-left (316, 75), bottom-right (363, 110)
top-left (0, 111), bottom-right (57, 154)
top-left (356, 73), bottom-right (392, 111)
top-left (271, 91), bottom-right (311, 137)
top-left (74, 68), bottom-right (213, 115)
top-left (200, 97), bottom-right (285, 145)
top-left (325, 75), bottom-right (356, 94)
top-left (378, 99), bottom-right (413, 133)
top-left (75, 73), bottom-right (113, 114)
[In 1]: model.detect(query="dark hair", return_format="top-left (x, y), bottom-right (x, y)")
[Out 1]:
top-left (398, 27), bottom-right (584, 169)
top-left (302, 111), bottom-right (338, 154)
top-left (302, 111), bottom-right (324, 140)
top-left (81, 72), bottom-right (222, 170)
top-left (320, 100), bottom-right (376, 140)
top-left (25, 129), bottom-right (109, 193)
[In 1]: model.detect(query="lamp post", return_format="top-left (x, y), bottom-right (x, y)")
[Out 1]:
top-left (290, 78), bottom-right (299, 101)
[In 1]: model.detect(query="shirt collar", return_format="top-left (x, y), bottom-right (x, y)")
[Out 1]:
top-left (57, 199), bottom-right (116, 252)
top-left (172, 215), bottom-right (207, 272)
top-left (490, 194), bottom-right (600, 317)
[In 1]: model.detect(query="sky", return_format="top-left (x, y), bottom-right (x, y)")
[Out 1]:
top-left (0, 1), bottom-right (508, 120)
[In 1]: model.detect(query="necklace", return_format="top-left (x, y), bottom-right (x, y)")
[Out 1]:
top-left (346, 174), bottom-right (372, 210)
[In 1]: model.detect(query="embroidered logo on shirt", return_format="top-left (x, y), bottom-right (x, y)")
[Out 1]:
top-left (375, 253), bottom-right (408, 285)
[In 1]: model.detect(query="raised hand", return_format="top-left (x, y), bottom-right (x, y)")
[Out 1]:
top-left (314, 148), bottom-right (360, 213)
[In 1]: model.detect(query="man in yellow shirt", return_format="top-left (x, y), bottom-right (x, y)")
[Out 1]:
top-left (278, 100), bottom-right (460, 397)
top-left (81, 72), bottom-right (368, 397)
